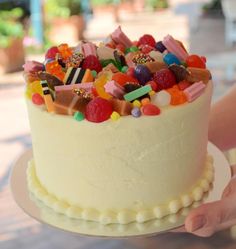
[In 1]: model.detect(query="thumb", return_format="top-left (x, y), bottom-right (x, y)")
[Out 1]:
top-left (185, 197), bottom-right (236, 237)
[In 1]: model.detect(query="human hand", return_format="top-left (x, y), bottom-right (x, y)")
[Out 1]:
top-left (174, 165), bottom-right (236, 237)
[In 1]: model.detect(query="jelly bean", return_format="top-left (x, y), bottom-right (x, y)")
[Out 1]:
top-left (112, 72), bottom-right (138, 86)
top-left (149, 90), bottom-right (156, 96)
top-left (132, 100), bottom-right (141, 108)
top-left (155, 41), bottom-right (166, 53)
top-left (142, 104), bottom-right (160, 116)
top-left (134, 65), bottom-right (152, 85)
top-left (186, 55), bottom-right (206, 69)
top-left (110, 111), bottom-right (120, 121)
top-left (124, 85), bottom-right (152, 102)
top-left (141, 97), bottom-right (150, 106)
top-left (91, 70), bottom-right (97, 78)
top-left (74, 111), bottom-right (85, 121)
top-left (121, 66), bottom-right (128, 73)
top-left (131, 107), bottom-right (141, 117)
top-left (151, 90), bottom-right (171, 107)
top-left (163, 53), bottom-right (181, 66)
top-left (32, 93), bottom-right (44, 105)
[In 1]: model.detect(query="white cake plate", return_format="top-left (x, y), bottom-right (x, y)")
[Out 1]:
top-left (10, 142), bottom-right (231, 238)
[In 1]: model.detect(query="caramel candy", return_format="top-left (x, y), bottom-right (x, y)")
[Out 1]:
top-left (54, 89), bottom-right (89, 115)
top-left (145, 61), bottom-right (167, 74)
top-left (186, 67), bottom-right (211, 84)
top-left (110, 98), bottom-right (132, 116)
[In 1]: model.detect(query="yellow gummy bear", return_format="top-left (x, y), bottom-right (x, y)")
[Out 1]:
top-left (94, 71), bottom-right (112, 100)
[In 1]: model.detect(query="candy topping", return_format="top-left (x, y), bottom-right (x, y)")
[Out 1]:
top-left (24, 27), bottom-right (211, 123)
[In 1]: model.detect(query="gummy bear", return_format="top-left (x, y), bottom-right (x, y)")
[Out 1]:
top-left (45, 61), bottom-right (65, 81)
top-left (58, 43), bottom-right (73, 61)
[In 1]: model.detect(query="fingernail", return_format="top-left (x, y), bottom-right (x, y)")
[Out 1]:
top-left (189, 216), bottom-right (206, 232)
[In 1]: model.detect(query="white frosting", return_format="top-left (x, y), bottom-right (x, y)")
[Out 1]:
top-left (26, 81), bottom-right (213, 224)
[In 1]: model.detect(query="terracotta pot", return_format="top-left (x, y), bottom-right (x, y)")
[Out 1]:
top-left (49, 15), bottom-right (85, 45)
top-left (0, 38), bottom-right (25, 74)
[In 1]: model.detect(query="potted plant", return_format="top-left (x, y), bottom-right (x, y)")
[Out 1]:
top-left (0, 8), bottom-right (25, 74)
top-left (45, 0), bottom-right (85, 45)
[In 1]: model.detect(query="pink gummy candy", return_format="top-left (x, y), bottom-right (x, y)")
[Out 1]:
top-left (162, 35), bottom-right (188, 61)
top-left (183, 81), bottom-right (206, 102)
top-left (111, 26), bottom-right (133, 48)
top-left (23, 60), bottom-right (44, 73)
top-left (104, 80), bottom-right (125, 99)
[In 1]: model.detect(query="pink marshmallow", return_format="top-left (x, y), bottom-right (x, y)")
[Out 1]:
top-left (183, 81), bottom-right (206, 102)
top-left (55, 82), bottom-right (93, 92)
top-left (111, 26), bottom-right (133, 48)
top-left (82, 42), bottom-right (97, 57)
top-left (104, 80), bottom-right (125, 99)
top-left (23, 60), bottom-right (44, 73)
top-left (162, 35), bottom-right (188, 61)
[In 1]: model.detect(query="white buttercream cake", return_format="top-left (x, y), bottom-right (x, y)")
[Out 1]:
top-left (24, 27), bottom-right (214, 224)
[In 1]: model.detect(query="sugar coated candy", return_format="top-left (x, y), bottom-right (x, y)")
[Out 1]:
top-left (134, 65), bottom-right (152, 85)
top-left (131, 107), bottom-right (141, 117)
top-left (85, 97), bottom-right (113, 123)
top-left (163, 53), bottom-right (181, 66)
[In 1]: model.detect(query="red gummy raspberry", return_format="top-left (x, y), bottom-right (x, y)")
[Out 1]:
top-left (138, 34), bottom-right (156, 48)
top-left (85, 97), bottom-right (113, 123)
top-left (45, 46), bottom-right (59, 59)
top-left (145, 81), bottom-right (158, 92)
top-left (82, 55), bottom-right (102, 73)
top-left (152, 69), bottom-right (177, 91)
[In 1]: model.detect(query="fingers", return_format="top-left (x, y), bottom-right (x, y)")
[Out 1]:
top-left (185, 197), bottom-right (236, 237)
top-left (222, 176), bottom-right (236, 198)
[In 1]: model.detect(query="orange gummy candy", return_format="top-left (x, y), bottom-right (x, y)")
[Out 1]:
top-left (112, 72), bottom-right (138, 86)
top-left (45, 61), bottom-right (65, 81)
top-left (58, 44), bottom-right (73, 60)
top-left (167, 87), bottom-right (187, 106)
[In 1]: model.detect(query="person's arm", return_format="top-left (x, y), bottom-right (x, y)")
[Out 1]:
top-left (208, 85), bottom-right (236, 151)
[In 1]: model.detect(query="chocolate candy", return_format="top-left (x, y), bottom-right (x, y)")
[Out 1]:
top-left (186, 67), bottom-right (211, 84)
top-left (169, 64), bottom-right (190, 82)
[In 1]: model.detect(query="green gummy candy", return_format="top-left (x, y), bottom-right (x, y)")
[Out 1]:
top-left (124, 85), bottom-right (152, 102)
top-left (74, 111), bottom-right (84, 121)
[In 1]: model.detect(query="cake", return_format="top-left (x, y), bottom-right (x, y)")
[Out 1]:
top-left (24, 27), bottom-right (214, 225)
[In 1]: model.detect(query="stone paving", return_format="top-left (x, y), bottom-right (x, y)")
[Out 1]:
top-left (1, 2), bottom-right (236, 249)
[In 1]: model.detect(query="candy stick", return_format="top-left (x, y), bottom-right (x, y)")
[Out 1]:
top-left (82, 42), bottom-right (97, 57)
top-left (111, 26), bottom-right (132, 48)
top-left (124, 85), bottom-right (152, 102)
top-left (162, 35), bottom-right (188, 61)
top-left (183, 81), bottom-right (206, 102)
top-left (55, 82), bottom-right (93, 92)
top-left (40, 80), bottom-right (55, 113)
top-left (104, 80), bottom-right (125, 99)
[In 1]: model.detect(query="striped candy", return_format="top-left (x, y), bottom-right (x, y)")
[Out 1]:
top-left (63, 67), bottom-right (93, 85)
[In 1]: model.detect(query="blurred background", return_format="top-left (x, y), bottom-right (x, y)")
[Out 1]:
top-left (0, 0), bottom-right (236, 248)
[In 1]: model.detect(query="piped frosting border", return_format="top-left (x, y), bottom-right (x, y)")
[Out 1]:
top-left (27, 154), bottom-right (214, 225)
